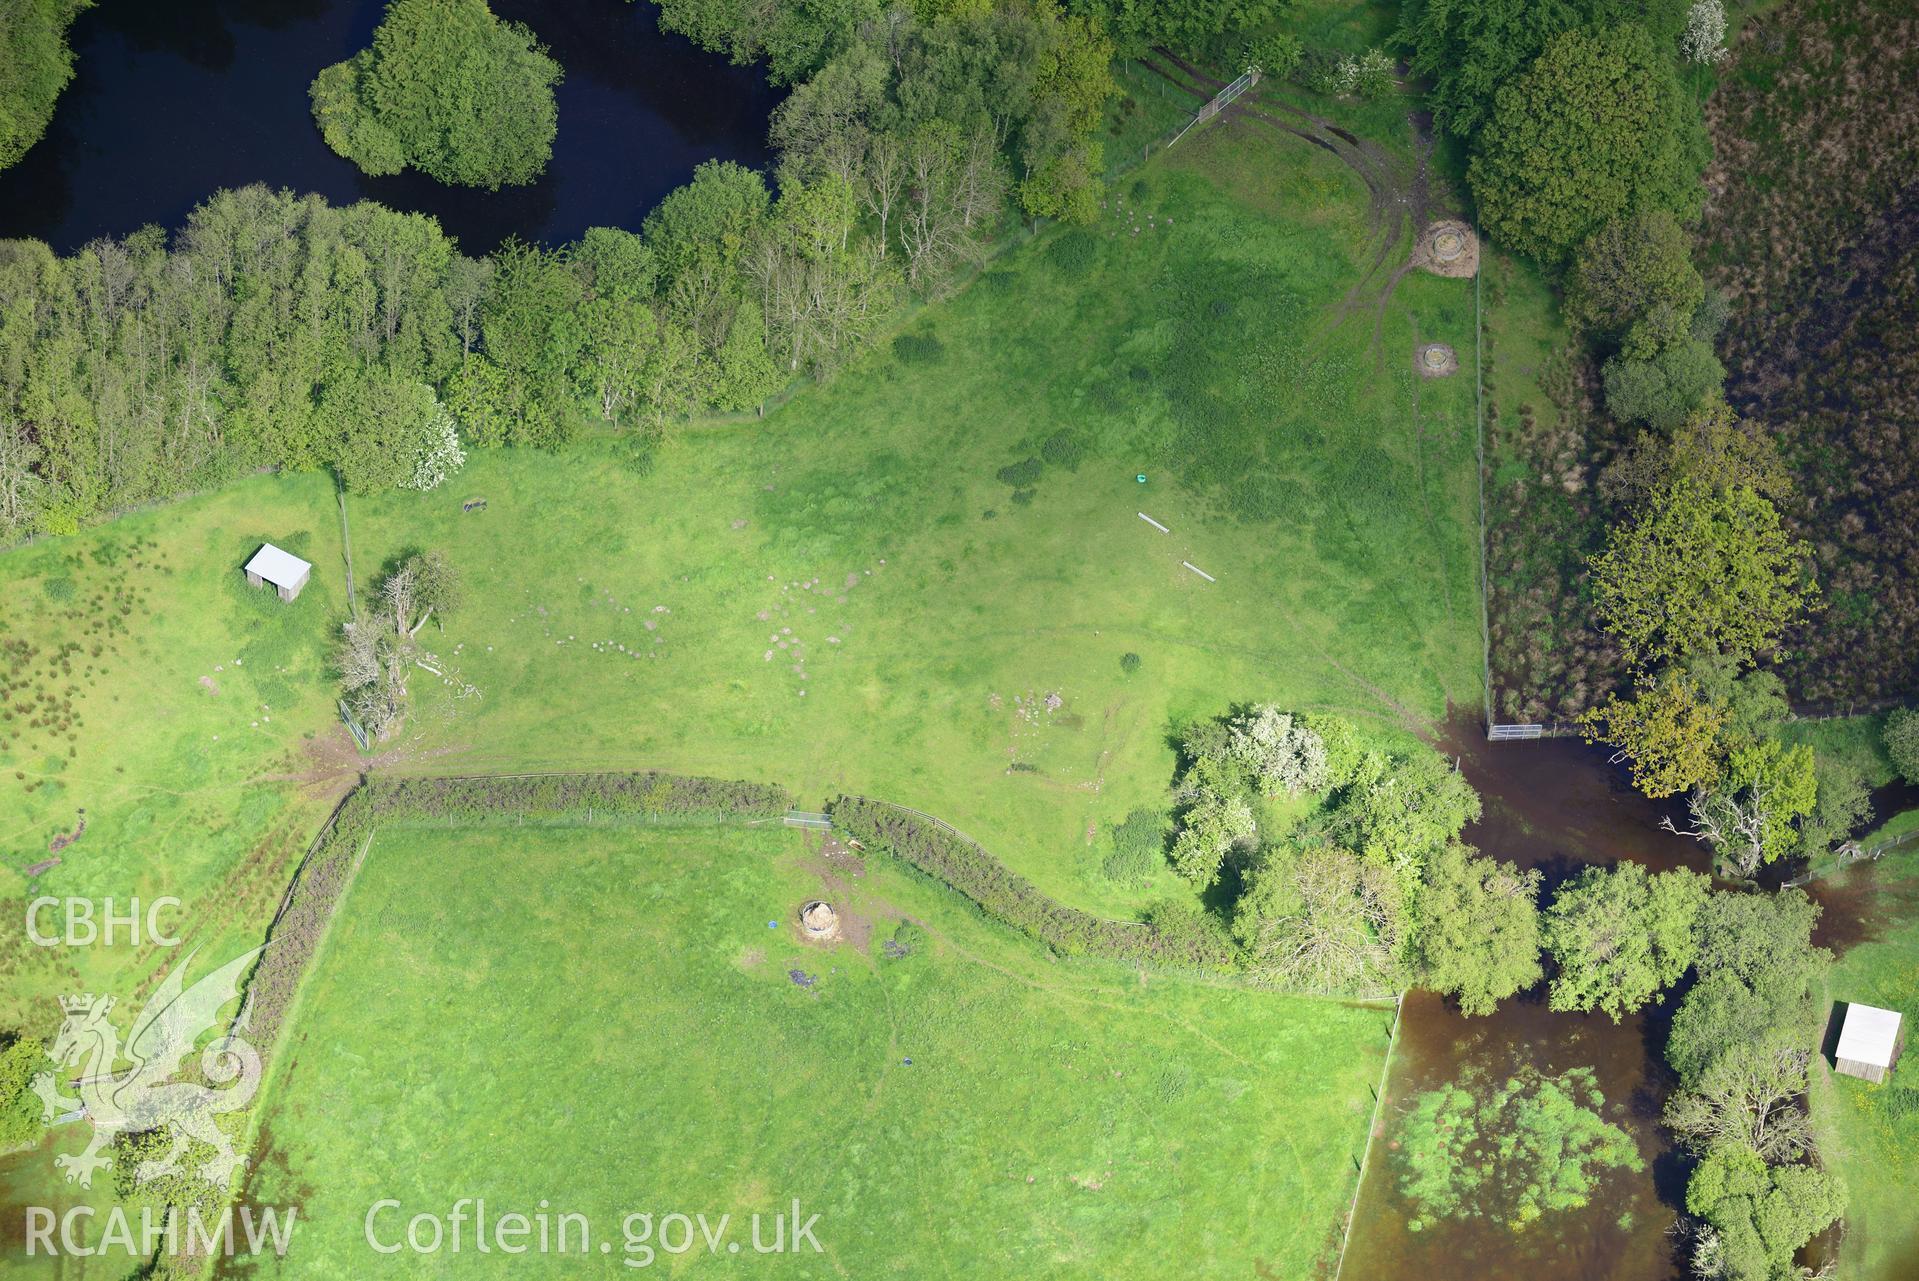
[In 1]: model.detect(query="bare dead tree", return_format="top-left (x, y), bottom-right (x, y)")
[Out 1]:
top-left (858, 131), bottom-right (904, 257)
top-left (1663, 784), bottom-right (1771, 878)
top-left (1663, 1043), bottom-right (1813, 1162)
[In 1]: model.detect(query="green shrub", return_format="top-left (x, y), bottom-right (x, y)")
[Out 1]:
top-left (996, 457), bottom-right (1044, 487)
top-left (883, 920), bottom-right (929, 959)
top-left (1120, 651), bottom-right (1141, 675)
top-left (0, 1036), bottom-right (46, 1149)
top-left (1886, 708), bottom-right (1919, 784)
top-left (1050, 230), bottom-right (1098, 278)
top-left (39, 577), bottom-right (74, 603)
top-left (1348, 49), bottom-right (1396, 100)
top-left (893, 333), bottom-right (945, 365)
top-left (831, 797), bottom-right (1239, 970)
top-left (1296, 48), bottom-right (1344, 95)
top-left (1040, 429), bottom-right (1086, 470)
top-left (1241, 34), bottom-right (1303, 79)
top-left (1101, 808), bottom-right (1169, 885)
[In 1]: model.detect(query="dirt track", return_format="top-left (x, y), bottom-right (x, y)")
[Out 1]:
top-left (1140, 52), bottom-right (1457, 358)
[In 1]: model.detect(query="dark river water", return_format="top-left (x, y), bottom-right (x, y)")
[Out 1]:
top-left (0, 0), bottom-right (780, 254)
top-left (1340, 726), bottom-right (1705, 1281)
top-left (1342, 722), bottom-right (1912, 1280)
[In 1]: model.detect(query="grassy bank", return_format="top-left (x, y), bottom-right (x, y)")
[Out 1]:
top-left (242, 822), bottom-right (1392, 1277)
top-left (1812, 858), bottom-right (1919, 1281)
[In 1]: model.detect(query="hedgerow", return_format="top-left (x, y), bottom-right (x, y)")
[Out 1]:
top-left (241, 771), bottom-right (790, 1056)
top-left (366, 771), bottom-right (790, 825)
top-left (829, 796), bottom-right (1239, 971)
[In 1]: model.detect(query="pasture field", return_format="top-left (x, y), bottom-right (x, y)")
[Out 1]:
top-left (0, 478), bottom-right (348, 1029)
top-left (343, 113), bottom-right (1481, 915)
top-left (241, 821), bottom-right (1393, 1277)
top-left (0, 109), bottom-right (1479, 984)
top-left (1812, 858), bottom-right (1919, 1281)
top-left (0, 110), bottom-right (1477, 1272)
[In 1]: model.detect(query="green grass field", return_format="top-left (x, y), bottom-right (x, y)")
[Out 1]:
top-left (0, 108), bottom-right (1480, 980)
top-left (242, 821), bottom-right (1391, 1277)
top-left (1812, 859), bottom-right (1919, 1281)
top-left (0, 485), bottom-right (348, 1028)
top-left (1780, 713), bottom-right (1901, 790)
top-left (340, 115), bottom-right (1481, 917)
top-left (0, 108), bottom-right (1478, 1275)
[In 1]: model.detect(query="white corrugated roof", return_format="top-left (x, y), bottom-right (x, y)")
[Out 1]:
top-left (1837, 1003), bottom-right (1903, 1068)
top-left (244, 543), bottom-right (312, 589)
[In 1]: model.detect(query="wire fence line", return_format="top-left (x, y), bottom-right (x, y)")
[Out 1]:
top-left (1332, 991), bottom-right (1406, 1281)
top-left (1473, 236), bottom-right (1495, 733)
top-left (1783, 825), bottom-right (1919, 889)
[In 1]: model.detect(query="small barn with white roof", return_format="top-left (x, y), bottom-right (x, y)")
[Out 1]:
top-left (1835, 1003), bottom-right (1904, 1084)
top-left (243, 544), bottom-right (312, 602)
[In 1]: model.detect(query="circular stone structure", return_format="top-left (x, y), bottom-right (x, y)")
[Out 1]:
top-left (1416, 343), bottom-right (1459, 377)
top-left (1417, 220), bottom-right (1479, 278)
top-left (799, 900), bottom-right (841, 941)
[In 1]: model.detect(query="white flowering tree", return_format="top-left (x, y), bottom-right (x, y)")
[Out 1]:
top-left (1227, 704), bottom-right (1331, 797)
top-left (1682, 0), bottom-right (1729, 65)
top-left (404, 402), bottom-right (467, 491)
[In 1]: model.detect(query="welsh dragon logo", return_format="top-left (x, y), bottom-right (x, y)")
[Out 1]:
top-left (31, 946), bottom-right (265, 1190)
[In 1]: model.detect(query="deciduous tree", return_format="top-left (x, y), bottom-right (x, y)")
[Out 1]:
top-left (1564, 208), bottom-right (1704, 340)
top-left (1666, 890), bottom-right (1827, 1086)
top-left (1663, 740), bottom-right (1817, 878)
top-left (1684, 1146), bottom-right (1844, 1281)
top-left (1398, 0), bottom-right (1686, 140)
top-left (1467, 25), bottom-right (1702, 263)
top-left (1326, 749), bottom-right (1481, 881)
top-left (1413, 843), bottom-right (1543, 1016)
top-left (0, 0), bottom-right (91, 171)
top-left (1578, 670), bottom-right (1727, 799)
top-left (1589, 477), bottom-right (1816, 668)
top-left (1543, 863), bottom-right (1707, 1020)
top-left (1234, 846), bottom-right (1404, 992)
top-left (1169, 789), bottom-right (1255, 888)
top-left (310, 0), bottom-right (561, 189)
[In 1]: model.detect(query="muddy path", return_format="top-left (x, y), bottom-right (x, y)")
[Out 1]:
top-left (1139, 52), bottom-right (1455, 359)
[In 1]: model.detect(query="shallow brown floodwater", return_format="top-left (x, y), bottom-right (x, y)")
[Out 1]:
top-left (1340, 718), bottom-right (1706, 1281)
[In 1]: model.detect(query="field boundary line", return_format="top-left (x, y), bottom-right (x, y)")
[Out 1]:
top-left (839, 792), bottom-right (1153, 934)
top-left (1474, 235), bottom-right (1493, 731)
top-left (231, 829), bottom-right (376, 1159)
top-left (1332, 990), bottom-right (1406, 1281)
